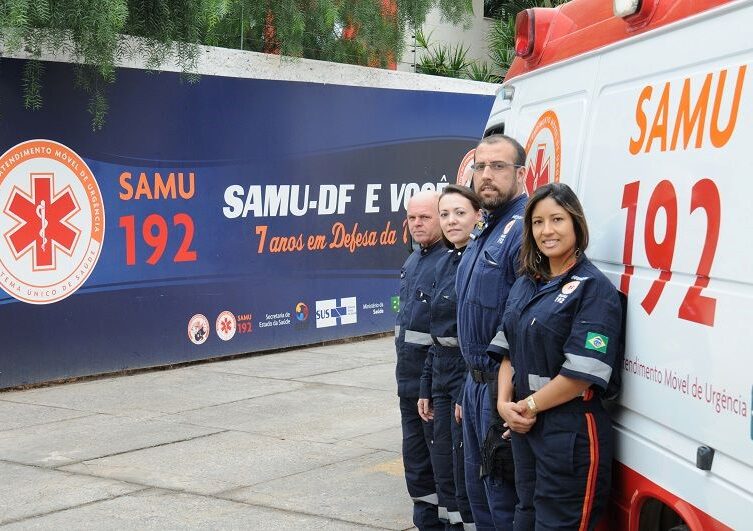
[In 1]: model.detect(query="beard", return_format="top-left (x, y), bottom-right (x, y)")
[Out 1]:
top-left (480, 186), bottom-right (517, 211)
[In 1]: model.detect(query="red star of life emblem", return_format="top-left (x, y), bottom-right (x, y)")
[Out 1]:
top-left (220, 317), bottom-right (233, 333)
top-left (3, 173), bottom-right (81, 271)
top-left (525, 143), bottom-right (550, 195)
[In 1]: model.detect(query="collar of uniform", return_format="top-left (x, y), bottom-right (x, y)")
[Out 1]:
top-left (532, 253), bottom-right (589, 291)
top-left (420, 239), bottom-right (442, 256)
top-left (483, 193), bottom-right (527, 230)
top-left (450, 245), bottom-right (466, 261)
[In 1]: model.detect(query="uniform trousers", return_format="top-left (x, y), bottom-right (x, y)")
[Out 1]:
top-left (511, 399), bottom-right (612, 531)
top-left (400, 397), bottom-right (444, 530)
top-left (462, 374), bottom-right (517, 530)
top-left (430, 354), bottom-right (474, 529)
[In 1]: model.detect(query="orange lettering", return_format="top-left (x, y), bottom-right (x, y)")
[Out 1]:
top-left (645, 82), bottom-right (670, 153)
top-left (119, 172), bottom-right (133, 200)
top-left (629, 86), bottom-right (652, 155)
top-left (670, 74), bottom-right (712, 150)
top-left (710, 65), bottom-right (746, 148)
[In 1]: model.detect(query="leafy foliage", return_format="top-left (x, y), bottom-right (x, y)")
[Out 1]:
top-left (485, 0), bottom-right (568, 75)
top-left (416, 29), bottom-right (498, 83)
top-left (0, 0), bottom-right (474, 129)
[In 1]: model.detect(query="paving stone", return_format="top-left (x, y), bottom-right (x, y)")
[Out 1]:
top-left (296, 362), bottom-right (397, 392)
top-left (0, 400), bottom-right (92, 432)
top-left (196, 349), bottom-right (378, 380)
top-left (346, 425), bottom-right (404, 453)
top-left (0, 461), bottom-right (144, 525)
top-left (167, 384), bottom-right (401, 444)
top-left (61, 430), bottom-right (372, 495)
top-left (303, 336), bottom-right (396, 363)
top-left (0, 414), bottom-right (222, 467)
top-left (2, 488), bottom-right (376, 530)
top-left (4, 368), bottom-right (303, 419)
top-left (222, 451), bottom-right (412, 530)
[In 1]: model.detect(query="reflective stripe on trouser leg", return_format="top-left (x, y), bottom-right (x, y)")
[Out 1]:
top-left (412, 493), bottom-right (439, 505)
top-left (448, 510), bottom-right (463, 524)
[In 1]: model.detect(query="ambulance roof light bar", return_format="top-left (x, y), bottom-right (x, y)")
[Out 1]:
top-left (514, 9), bottom-right (535, 58)
top-left (514, 8), bottom-right (556, 61)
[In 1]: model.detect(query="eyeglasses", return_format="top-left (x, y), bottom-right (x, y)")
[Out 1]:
top-left (471, 161), bottom-right (523, 174)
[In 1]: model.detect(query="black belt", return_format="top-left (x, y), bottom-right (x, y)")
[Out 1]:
top-left (470, 368), bottom-right (497, 384)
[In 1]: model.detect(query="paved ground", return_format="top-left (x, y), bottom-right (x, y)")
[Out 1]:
top-left (0, 336), bottom-right (415, 530)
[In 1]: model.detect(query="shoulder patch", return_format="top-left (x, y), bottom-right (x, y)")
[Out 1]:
top-left (585, 332), bottom-right (609, 354)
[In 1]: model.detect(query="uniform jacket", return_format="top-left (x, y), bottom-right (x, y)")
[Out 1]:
top-left (493, 256), bottom-right (623, 399)
top-left (395, 240), bottom-right (445, 398)
top-left (456, 194), bottom-right (526, 372)
top-left (419, 246), bottom-right (464, 401)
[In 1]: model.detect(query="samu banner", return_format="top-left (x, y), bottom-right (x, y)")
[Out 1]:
top-left (0, 57), bottom-right (493, 388)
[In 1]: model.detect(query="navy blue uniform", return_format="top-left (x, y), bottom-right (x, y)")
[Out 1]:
top-left (396, 240), bottom-right (445, 530)
top-left (456, 193), bottom-right (526, 530)
top-left (495, 257), bottom-right (623, 531)
top-left (420, 247), bottom-right (473, 529)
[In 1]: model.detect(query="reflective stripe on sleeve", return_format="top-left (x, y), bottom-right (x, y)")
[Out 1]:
top-left (405, 329), bottom-right (433, 346)
top-left (464, 523), bottom-right (477, 531)
top-left (438, 506), bottom-right (448, 521)
top-left (490, 331), bottom-right (509, 349)
top-left (394, 325), bottom-right (400, 337)
top-left (563, 353), bottom-right (612, 383)
top-left (448, 510), bottom-right (463, 524)
top-left (435, 336), bottom-right (459, 347)
top-left (528, 374), bottom-right (551, 391)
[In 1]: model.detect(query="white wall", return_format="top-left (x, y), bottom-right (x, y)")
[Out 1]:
top-left (1, 36), bottom-right (498, 96)
top-left (398, 0), bottom-right (494, 73)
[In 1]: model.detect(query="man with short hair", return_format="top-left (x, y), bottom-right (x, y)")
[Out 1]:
top-left (396, 190), bottom-right (445, 530)
top-left (456, 135), bottom-right (528, 530)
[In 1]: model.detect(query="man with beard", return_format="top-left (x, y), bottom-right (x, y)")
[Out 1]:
top-left (395, 190), bottom-right (445, 530)
top-left (456, 135), bottom-right (528, 530)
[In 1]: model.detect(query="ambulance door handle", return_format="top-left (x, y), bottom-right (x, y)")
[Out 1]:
top-left (696, 445), bottom-right (714, 471)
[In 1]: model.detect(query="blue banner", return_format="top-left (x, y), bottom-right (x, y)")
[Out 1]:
top-left (0, 58), bottom-right (493, 388)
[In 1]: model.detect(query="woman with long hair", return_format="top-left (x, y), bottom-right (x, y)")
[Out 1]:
top-left (492, 182), bottom-right (623, 530)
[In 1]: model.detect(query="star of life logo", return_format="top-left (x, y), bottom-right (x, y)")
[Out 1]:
top-left (0, 140), bottom-right (104, 304)
top-left (315, 297), bottom-right (357, 328)
top-left (216, 310), bottom-right (237, 341)
top-left (524, 110), bottom-right (562, 195)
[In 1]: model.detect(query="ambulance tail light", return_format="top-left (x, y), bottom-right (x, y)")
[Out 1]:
top-left (515, 8), bottom-right (556, 61)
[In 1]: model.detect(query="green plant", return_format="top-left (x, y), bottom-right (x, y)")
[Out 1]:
top-left (488, 14), bottom-right (516, 72)
top-left (485, 0), bottom-right (568, 75)
top-left (0, 0), bottom-right (474, 130)
top-left (415, 29), bottom-right (471, 78)
top-left (465, 61), bottom-right (501, 83)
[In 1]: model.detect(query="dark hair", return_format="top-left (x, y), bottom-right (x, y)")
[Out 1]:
top-left (477, 134), bottom-right (527, 167)
top-left (438, 184), bottom-right (482, 248)
top-left (520, 182), bottom-right (589, 280)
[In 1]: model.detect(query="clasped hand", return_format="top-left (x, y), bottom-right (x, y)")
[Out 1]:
top-left (497, 400), bottom-right (536, 433)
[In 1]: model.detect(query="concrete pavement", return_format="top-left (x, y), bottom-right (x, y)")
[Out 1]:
top-left (0, 336), bottom-right (415, 529)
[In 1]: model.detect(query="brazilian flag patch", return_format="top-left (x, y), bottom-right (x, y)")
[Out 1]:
top-left (585, 332), bottom-right (609, 354)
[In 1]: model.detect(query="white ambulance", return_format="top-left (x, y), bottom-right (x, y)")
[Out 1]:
top-left (484, 0), bottom-right (752, 528)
